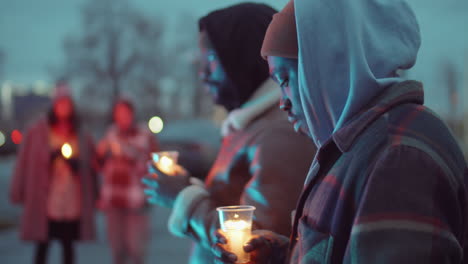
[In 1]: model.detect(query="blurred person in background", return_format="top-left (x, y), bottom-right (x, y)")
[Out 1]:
top-left (213, 0), bottom-right (468, 263)
top-left (9, 83), bottom-right (97, 264)
top-left (97, 98), bottom-right (159, 264)
top-left (142, 3), bottom-right (316, 264)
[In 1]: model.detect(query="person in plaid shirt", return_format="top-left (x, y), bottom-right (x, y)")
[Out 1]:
top-left (97, 98), bottom-right (159, 264)
top-left (213, 0), bottom-right (468, 263)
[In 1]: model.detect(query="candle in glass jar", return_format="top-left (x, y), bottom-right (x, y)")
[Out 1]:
top-left (152, 151), bottom-right (179, 176)
top-left (217, 206), bottom-right (255, 264)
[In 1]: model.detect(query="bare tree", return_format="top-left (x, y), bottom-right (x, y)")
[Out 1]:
top-left (0, 49), bottom-right (5, 121)
top-left (56, 0), bottom-right (166, 116)
top-left (168, 13), bottom-right (213, 119)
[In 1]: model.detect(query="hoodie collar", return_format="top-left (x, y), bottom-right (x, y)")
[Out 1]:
top-left (332, 80), bottom-right (424, 152)
top-left (221, 79), bottom-right (281, 137)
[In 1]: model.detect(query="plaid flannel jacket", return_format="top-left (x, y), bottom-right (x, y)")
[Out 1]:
top-left (290, 81), bottom-right (468, 264)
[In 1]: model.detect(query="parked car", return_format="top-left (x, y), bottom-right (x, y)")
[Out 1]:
top-left (157, 119), bottom-right (221, 180)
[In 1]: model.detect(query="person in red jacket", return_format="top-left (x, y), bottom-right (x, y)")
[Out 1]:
top-left (10, 83), bottom-right (97, 264)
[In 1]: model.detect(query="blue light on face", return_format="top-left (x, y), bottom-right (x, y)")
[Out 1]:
top-left (199, 47), bottom-right (228, 99)
top-left (267, 56), bottom-right (311, 137)
top-left (206, 50), bottom-right (228, 84)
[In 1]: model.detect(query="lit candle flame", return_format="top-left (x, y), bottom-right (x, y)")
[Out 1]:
top-left (160, 156), bottom-right (174, 168)
top-left (61, 143), bottom-right (73, 159)
top-left (234, 214), bottom-right (239, 219)
top-left (157, 155), bottom-right (176, 175)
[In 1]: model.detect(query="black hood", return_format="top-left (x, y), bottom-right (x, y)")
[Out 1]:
top-left (199, 3), bottom-right (277, 109)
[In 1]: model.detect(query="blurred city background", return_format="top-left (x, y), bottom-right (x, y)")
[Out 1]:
top-left (0, 0), bottom-right (467, 263)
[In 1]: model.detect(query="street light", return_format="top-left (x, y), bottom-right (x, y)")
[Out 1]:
top-left (148, 116), bottom-right (164, 134)
top-left (0, 131), bottom-right (5, 147)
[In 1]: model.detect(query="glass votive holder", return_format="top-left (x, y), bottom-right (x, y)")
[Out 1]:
top-left (217, 205), bottom-right (256, 263)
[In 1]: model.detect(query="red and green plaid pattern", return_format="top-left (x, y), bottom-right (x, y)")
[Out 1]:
top-left (290, 81), bottom-right (468, 264)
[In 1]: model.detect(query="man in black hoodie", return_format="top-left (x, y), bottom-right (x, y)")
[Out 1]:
top-left (143, 3), bottom-right (316, 263)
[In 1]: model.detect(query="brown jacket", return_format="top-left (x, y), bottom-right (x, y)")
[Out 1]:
top-left (168, 105), bottom-right (316, 264)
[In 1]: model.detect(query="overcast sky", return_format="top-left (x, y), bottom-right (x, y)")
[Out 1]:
top-left (0, 0), bottom-right (286, 83)
top-left (1, 0), bottom-right (467, 115)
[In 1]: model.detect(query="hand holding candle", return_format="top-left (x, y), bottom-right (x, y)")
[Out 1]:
top-left (59, 142), bottom-right (80, 173)
top-left (213, 229), bottom-right (290, 264)
top-left (143, 151), bottom-right (190, 208)
top-left (61, 143), bottom-right (73, 159)
top-left (217, 206), bottom-right (256, 263)
top-left (151, 151), bottom-right (179, 176)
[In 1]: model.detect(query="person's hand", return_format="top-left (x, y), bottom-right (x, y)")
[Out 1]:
top-left (142, 162), bottom-right (190, 208)
top-left (212, 229), bottom-right (289, 264)
top-left (110, 141), bottom-right (122, 156)
top-left (221, 108), bottom-right (250, 137)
